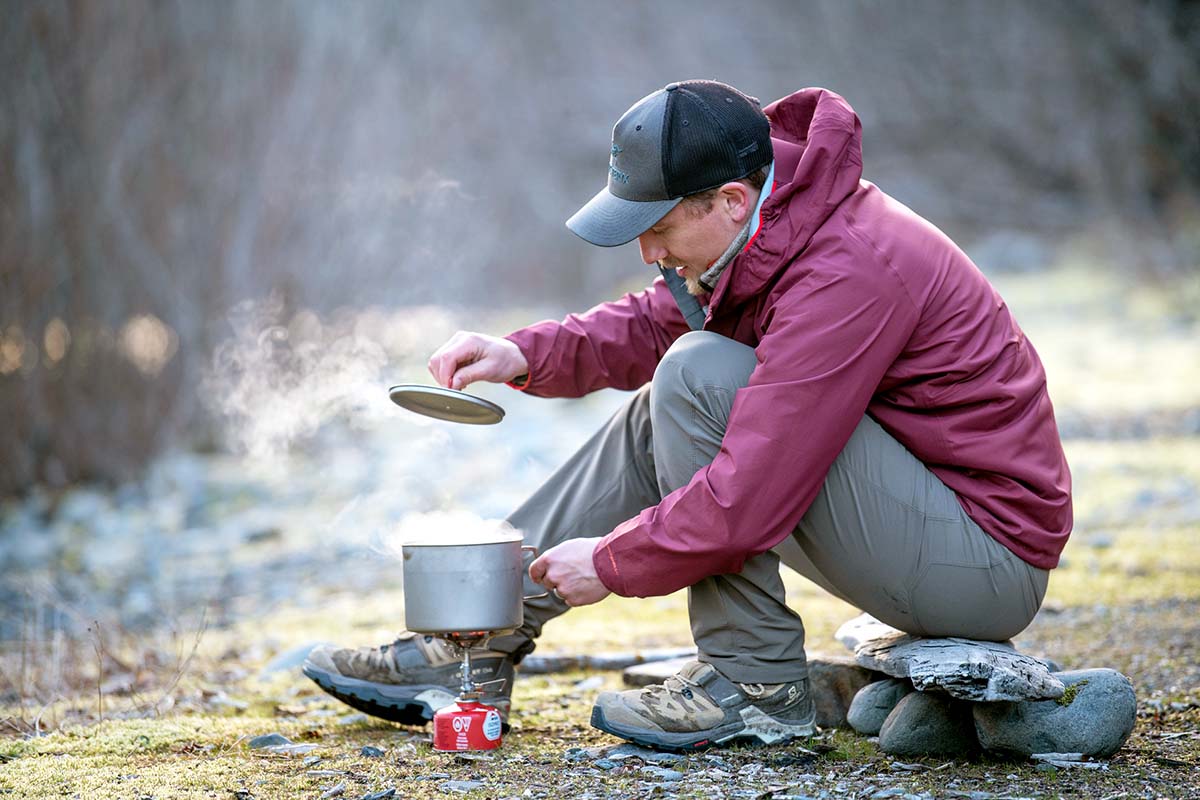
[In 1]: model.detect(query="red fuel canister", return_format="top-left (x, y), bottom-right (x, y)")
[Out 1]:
top-left (432, 701), bottom-right (504, 752)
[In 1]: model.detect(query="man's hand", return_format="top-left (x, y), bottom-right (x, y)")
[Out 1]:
top-left (428, 331), bottom-right (529, 390)
top-left (529, 537), bottom-right (611, 607)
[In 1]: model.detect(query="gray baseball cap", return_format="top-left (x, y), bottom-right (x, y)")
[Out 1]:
top-left (566, 80), bottom-right (773, 247)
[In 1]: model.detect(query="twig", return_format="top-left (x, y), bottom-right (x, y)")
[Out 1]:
top-left (90, 621), bottom-right (103, 722)
top-left (153, 608), bottom-right (209, 715)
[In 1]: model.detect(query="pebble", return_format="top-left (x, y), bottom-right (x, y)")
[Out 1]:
top-left (361, 791), bottom-right (397, 800)
top-left (573, 676), bottom-right (605, 690)
top-left (592, 758), bottom-right (618, 770)
top-left (973, 668), bottom-right (1136, 758)
top-left (607, 743), bottom-right (684, 764)
top-left (320, 782), bottom-right (346, 798)
top-left (338, 713), bottom-right (369, 726)
top-left (359, 745), bottom-right (385, 757)
top-left (247, 733), bottom-right (292, 749)
top-left (440, 780), bottom-right (485, 793)
top-left (640, 766), bottom-right (684, 781)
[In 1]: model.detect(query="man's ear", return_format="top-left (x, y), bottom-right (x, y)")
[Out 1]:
top-left (718, 182), bottom-right (754, 225)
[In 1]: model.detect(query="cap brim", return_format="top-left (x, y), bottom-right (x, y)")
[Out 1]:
top-left (565, 186), bottom-right (682, 247)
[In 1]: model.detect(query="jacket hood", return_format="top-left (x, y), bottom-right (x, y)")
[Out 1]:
top-left (711, 88), bottom-right (864, 310)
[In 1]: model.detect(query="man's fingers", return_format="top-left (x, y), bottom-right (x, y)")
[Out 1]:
top-left (529, 554), bottom-right (549, 583)
top-left (450, 360), bottom-right (490, 390)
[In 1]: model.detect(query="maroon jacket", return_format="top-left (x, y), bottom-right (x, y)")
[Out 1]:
top-left (507, 88), bottom-right (1072, 598)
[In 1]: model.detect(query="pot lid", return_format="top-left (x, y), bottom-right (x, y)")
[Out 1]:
top-left (388, 384), bottom-right (505, 425)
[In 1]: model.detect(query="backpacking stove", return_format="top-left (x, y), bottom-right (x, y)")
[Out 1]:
top-left (432, 632), bottom-right (506, 752)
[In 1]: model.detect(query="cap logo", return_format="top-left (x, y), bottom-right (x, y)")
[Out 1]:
top-left (609, 143), bottom-right (629, 184)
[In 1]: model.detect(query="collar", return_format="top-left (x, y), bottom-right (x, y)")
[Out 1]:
top-left (698, 160), bottom-right (776, 292)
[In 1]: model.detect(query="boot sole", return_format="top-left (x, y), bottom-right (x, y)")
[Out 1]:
top-left (590, 703), bottom-right (815, 752)
top-left (302, 661), bottom-right (456, 727)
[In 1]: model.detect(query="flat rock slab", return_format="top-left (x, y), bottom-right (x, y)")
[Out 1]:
top-left (835, 614), bottom-right (1064, 702)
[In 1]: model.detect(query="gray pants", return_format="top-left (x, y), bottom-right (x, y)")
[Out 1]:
top-left (491, 332), bottom-right (1049, 684)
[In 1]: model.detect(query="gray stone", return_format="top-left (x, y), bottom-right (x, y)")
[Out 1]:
top-left (607, 743), bottom-right (685, 764)
top-left (836, 615), bottom-right (1064, 702)
top-left (808, 653), bottom-right (881, 729)
top-left (640, 766), bottom-right (684, 781)
top-left (847, 679), bottom-right (913, 735)
top-left (973, 668), bottom-right (1137, 758)
top-left (525, 647), bottom-right (697, 675)
top-left (247, 732), bottom-right (292, 749)
top-left (592, 759), bottom-right (618, 770)
top-left (440, 780), bottom-right (484, 793)
top-left (878, 691), bottom-right (978, 757)
top-left (258, 641), bottom-right (324, 678)
top-left (362, 791), bottom-right (397, 800)
top-left (621, 655), bottom-right (695, 687)
top-left (360, 745), bottom-right (385, 757)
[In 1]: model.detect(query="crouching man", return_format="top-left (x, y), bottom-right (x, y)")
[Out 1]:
top-left (305, 80), bottom-right (1072, 751)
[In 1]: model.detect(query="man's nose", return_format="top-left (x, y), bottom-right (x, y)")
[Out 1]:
top-left (638, 234), bottom-right (666, 265)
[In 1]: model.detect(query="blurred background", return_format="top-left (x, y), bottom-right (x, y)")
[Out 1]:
top-left (2, 0), bottom-right (1199, 730)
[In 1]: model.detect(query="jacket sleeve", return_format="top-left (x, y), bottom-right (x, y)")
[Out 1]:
top-left (504, 276), bottom-right (691, 398)
top-left (591, 264), bottom-right (919, 597)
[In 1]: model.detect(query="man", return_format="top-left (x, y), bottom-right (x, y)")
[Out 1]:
top-left (304, 81), bottom-right (1072, 751)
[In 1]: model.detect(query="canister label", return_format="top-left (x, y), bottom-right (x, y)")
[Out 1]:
top-left (483, 709), bottom-right (502, 741)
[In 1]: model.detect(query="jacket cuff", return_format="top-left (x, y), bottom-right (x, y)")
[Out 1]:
top-left (503, 332), bottom-right (538, 393)
top-left (592, 538), bottom-right (625, 596)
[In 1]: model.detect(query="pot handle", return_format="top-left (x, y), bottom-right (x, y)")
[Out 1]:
top-left (521, 545), bottom-right (550, 601)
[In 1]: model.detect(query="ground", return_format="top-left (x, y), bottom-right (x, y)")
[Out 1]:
top-left (1, 264), bottom-right (1198, 798)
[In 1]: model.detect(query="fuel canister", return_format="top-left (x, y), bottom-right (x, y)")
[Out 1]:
top-left (432, 700), bottom-right (504, 752)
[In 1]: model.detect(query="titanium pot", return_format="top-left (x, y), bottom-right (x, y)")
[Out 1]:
top-left (401, 537), bottom-right (545, 634)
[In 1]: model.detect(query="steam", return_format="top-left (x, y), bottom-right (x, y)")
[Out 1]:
top-left (202, 294), bottom-right (457, 459)
top-left (373, 510), bottom-right (522, 561)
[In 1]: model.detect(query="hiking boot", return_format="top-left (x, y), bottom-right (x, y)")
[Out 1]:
top-left (302, 632), bottom-right (515, 727)
top-left (590, 660), bottom-right (815, 751)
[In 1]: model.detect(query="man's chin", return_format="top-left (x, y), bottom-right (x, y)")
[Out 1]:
top-left (684, 275), bottom-right (706, 296)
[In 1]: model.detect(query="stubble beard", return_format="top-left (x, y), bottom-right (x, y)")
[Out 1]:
top-left (660, 260), bottom-right (707, 296)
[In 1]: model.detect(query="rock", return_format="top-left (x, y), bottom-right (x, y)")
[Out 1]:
top-left (973, 669), bottom-right (1137, 758)
top-left (360, 745), bottom-right (385, 757)
top-left (361, 790), bottom-right (397, 800)
top-left (621, 655), bottom-right (695, 687)
top-left (338, 713), bottom-right (369, 726)
top-left (840, 620), bottom-right (1063, 702)
top-left (440, 780), bottom-right (484, 793)
top-left (640, 766), bottom-right (684, 781)
top-left (573, 676), bottom-right (604, 691)
top-left (807, 652), bottom-right (881, 729)
top-left (878, 691), bottom-right (978, 757)
top-left (525, 647), bottom-right (697, 675)
top-left (257, 641), bottom-right (324, 679)
top-left (592, 759), bottom-right (618, 770)
top-left (563, 746), bottom-right (606, 763)
top-left (247, 733), bottom-right (292, 749)
top-left (847, 679), bottom-right (913, 735)
top-left (607, 743), bottom-right (685, 764)
top-left (836, 614), bottom-right (904, 650)
top-left (320, 782), bottom-right (345, 798)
